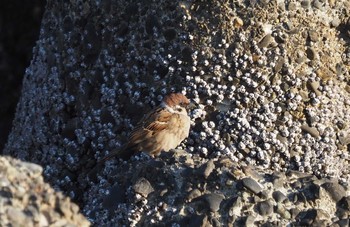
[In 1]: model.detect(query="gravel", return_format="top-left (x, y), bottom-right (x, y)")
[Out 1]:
top-left (0, 156), bottom-right (90, 226)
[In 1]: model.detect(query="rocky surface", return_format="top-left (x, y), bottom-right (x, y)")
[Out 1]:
top-left (2, 0), bottom-right (350, 226)
top-left (85, 150), bottom-right (350, 226)
top-left (0, 156), bottom-right (90, 226)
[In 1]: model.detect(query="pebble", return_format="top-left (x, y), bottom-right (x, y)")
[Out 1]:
top-left (306, 47), bottom-right (317, 60)
top-left (258, 34), bottom-right (274, 48)
top-left (322, 181), bottom-right (346, 202)
top-left (201, 160), bottom-right (215, 179)
top-left (133, 178), bottom-right (154, 197)
top-left (242, 177), bottom-right (263, 194)
top-left (203, 193), bottom-right (225, 212)
top-left (308, 30), bottom-right (319, 42)
top-left (272, 191), bottom-right (287, 203)
top-left (256, 200), bottom-right (273, 216)
top-left (187, 189), bottom-right (202, 202)
top-left (308, 81), bottom-right (321, 96)
top-left (300, 124), bottom-right (320, 138)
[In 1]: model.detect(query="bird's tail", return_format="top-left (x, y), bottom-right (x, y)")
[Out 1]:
top-left (98, 144), bottom-right (135, 164)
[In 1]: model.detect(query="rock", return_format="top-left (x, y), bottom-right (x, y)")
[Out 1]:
top-left (201, 160), bottom-right (215, 179)
top-left (301, 0), bottom-right (310, 9)
top-left (331, 18), bottom-right (341, 27)
top-left (242, 165), bottom-right (263, 181)
top-left (203, 193), bottom-right (225, 212)
top-left (337, 219), bottom-right (350, 227)
top-left (306, 47), bottom-right (317, 60)
top-left (296, 209), bottom-right (317, 225)
top-left (256, 200), bottom-right (273, 216)
top-left (322, 182), bottom-right (346, 202)
top-left (301, 124), bottom-right (320, 138)
top-left (276, 204), bottom-right (291, 219)
top-left (187, 189), bottom-right (202, 202)
top-left (242, 177), bottom-right (263, 194)
top-left (133, 177), bottom-right (154, 197)
top-left (337, 196), bottom-right (350, 210)
top-left (258, 34), bottom-right (274, 48)
top-left (308, 81), bottom-right (321, 96)
top-left (272, 191), bottom-right (287, 203)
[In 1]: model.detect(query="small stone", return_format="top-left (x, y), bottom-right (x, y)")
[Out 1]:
top-left (301, 0), bottom-right (310, 9)
top-left (201, 160), bottom-right (215, 179)
top-left (288, 2), bottom-right (297, 10)
top-left (304, 182), bottom-right (321, 201)
top-left (338, 196), bottom-right (350, 211)
top-left (337, 219), bottom-right (350, 227)
top-left (276, 203), bottom-right (291, 219)
top-left (256, 200), bottom-right (273, 216)
top-left (296, 209), bottom-right (317, 225)
top-left (242, 166), bottom-right (263, 181)
top-left (313, 0), bottom-right (323, 10)
top-left (258, 34), bottom-right (274, 48)
top-left (133, 178), bottom-right (154, 197)
top-left (187, 189), bottom-right (202, 202)
top-left (203, 193), bottom-right (225, 212)
top-left (322, 182), bottom-right (346, 202)
top-left (272, 191), bottom-right (287, 203)
top-left (290, 208), bottom-right (300, 219)
top-left (306, 47), bottom-right (317, 60)
top-left (331, 18), bottom-right (341, 27)
top-left (308, 30), bottom-right (319, 42)
top-left (316, 67), bottom-right (333, 81)
top-left (338, 133), bottom-right (350, 146)
top-left (308, 81), bottom-right (321, 96)
top-left (242, 177), bottom-right (263, 194)
top-left (301, 124), bottom-right (320, 138)
top-left (272, 172), bottom-right (287, 188)
top-left (233, 17), bottom-right (244, 28)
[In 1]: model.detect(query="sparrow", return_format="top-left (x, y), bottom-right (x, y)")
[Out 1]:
top-left (100, 93), bottom-right (191, 161)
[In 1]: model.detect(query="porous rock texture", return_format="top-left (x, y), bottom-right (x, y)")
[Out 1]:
top-left (3, 0), bottom-right (350, 226)
top-left (0, 156), bottom-right (90, 226)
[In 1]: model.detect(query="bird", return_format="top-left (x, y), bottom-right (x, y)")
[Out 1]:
top-left (99, 93), bottom-right (191, 162)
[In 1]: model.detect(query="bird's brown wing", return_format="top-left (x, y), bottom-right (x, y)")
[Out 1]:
top-left (98, 107), bottom-right (172, 162)
top-left (126, 107), bottom-right (172, 155)
top-left (128, 107), bottom-right (171, 142)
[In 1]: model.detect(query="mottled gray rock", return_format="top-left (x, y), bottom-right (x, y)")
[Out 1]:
top-left (203, 193), bottom-right (225, 212)
top-left (272, 191), bottom-right (287, 203)
top-left (256, 200), bottom-right (273, 216)
top-left (201, 160), bottom-right (215, 179)
top-left (133, 177), bottom-right (154, 197)
top-left (322, 182), bottom-right (346, 202)
top-left (242, 178), bottom-right (263, 194)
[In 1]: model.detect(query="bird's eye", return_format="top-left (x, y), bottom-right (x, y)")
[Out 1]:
top-left (176, 108), bottom-right (183, 112)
